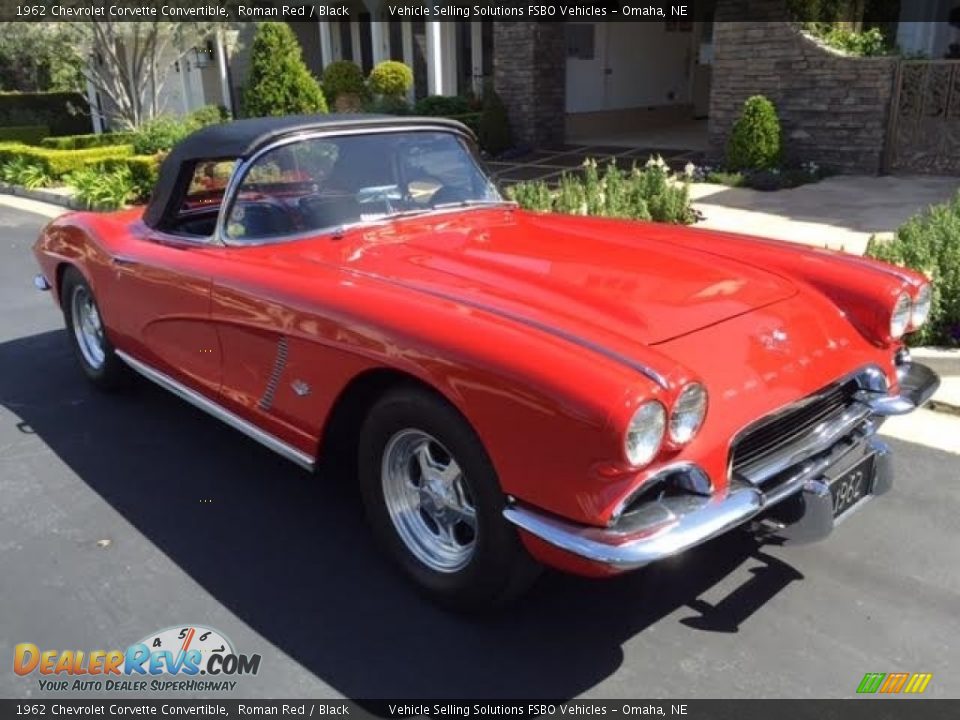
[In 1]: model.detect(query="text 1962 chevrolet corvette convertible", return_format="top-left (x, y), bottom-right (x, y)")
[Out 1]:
top-left (33, 115), bottom-right (939, 608)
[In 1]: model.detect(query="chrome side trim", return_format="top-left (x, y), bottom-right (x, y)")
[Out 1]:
top-left (115, 350), bottom-right (315, 471)
top-left (258, 336), bottom-right (289, 411)
top-left (34, 274), bottom-right (51, 291)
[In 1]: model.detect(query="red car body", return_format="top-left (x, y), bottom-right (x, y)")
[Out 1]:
top-left (33, 117), bottom-right (938, 583)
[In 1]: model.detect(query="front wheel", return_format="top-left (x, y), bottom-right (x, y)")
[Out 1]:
top-left (358, 387), bottom-right (539, 610)
top-left (61, 267), bottom-right (128, 390)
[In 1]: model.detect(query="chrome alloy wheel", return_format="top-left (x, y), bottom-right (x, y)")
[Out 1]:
top-left (71, 285), bottom-right (106, 370)
top-left (381, 429), bottom-right (478, 573)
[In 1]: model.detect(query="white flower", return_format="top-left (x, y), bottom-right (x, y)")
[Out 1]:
top-left (645, 154), bottom-right (667, 170)
top-left (684, 161), bottom-right (696, 178)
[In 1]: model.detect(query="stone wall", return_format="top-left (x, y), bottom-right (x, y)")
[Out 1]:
top-left (492, 22), bottom-right (566, 149)
top-left (709, 2), bottom-right (898, 174)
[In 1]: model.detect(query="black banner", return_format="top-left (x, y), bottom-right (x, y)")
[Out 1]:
top-left (0, 0), bottom-right (949, 24)
top-left (0, 700), bottom-right (958, 720)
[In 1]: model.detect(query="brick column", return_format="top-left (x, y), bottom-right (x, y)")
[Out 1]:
top-left (492, 22), bottom-right (566, 148)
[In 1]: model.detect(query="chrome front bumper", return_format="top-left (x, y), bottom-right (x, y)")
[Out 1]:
top-left (503, 362), bottom-right (939, 571)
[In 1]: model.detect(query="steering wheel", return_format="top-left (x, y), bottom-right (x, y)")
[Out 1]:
top-left (429, 185), bottom-right (472, 207)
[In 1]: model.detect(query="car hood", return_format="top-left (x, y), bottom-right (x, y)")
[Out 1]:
top-left (295, 209), bottom-right (799, 346)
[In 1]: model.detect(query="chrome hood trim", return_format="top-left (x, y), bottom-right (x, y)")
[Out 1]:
top-left (341, 266), bottom-right (671, 389)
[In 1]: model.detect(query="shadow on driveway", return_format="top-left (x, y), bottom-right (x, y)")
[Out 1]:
top-left (1, 329), bottom-right (804, 701)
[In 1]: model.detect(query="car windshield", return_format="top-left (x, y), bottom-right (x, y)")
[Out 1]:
top-left (223, 130), bottom-right (504, 243)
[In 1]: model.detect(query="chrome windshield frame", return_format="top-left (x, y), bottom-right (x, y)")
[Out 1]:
top-left (213, 125), bottom-right (500, 248)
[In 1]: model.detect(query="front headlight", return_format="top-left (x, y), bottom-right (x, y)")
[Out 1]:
top-left (625, 401), bottom-right (666, 467)
top-left (890, 292), bottom-right (911, 339)
top-left (669, 383), bottom-right (708, 444)
top-left (911, 283), bottom-right (932, 329)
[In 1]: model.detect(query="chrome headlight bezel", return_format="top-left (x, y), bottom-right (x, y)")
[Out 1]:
top-left (625, 400), bottom-right (666, 468)
top-left (910, 283), bottom-right (932, 329)
top-left (890, 291), bottom-right (912, 339)
top-left (669, 383), bottom-right (708, 445)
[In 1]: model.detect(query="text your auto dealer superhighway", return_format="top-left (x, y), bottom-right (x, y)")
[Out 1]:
top-left (51, 5), bottom-right (230, 18)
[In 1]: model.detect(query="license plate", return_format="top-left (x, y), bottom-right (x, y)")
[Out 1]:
top-left (830, 454), bottom-right (875, 518)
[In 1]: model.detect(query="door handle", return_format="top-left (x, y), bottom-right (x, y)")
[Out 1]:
top-left (111, 256), bottom-right (138, 267)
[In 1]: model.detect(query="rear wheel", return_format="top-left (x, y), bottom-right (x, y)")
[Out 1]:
top-left (61, 267), bottom-right (128, 390)
top-left (358, 386), bottom-right (539, 610)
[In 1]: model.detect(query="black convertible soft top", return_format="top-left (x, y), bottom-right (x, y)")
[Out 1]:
top-left (143, 114), bottom-right (472, 229)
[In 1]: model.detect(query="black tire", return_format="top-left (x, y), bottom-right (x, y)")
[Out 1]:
top-left (61, 267), bottom-right (129, 391)
top-left (358, 386), bottom-right (540, 610)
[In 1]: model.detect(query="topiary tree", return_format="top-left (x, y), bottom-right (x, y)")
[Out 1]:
top-left (241, 23), bottom-right (327, 118)
top-left (725, 95), bottom-right (782, 171)
top-left (322, 60), bottom-right (366, 108)
top-left (477, 83), bottom-right (512, 157)
top-left (368, 60), bottom-right (413, 99)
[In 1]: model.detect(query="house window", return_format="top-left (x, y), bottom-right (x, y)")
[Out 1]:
top-left (566, 24), bottom-right (595, 60)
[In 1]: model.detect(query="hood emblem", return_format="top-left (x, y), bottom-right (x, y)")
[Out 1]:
top-left (291, 379), bottom-right (311, 397)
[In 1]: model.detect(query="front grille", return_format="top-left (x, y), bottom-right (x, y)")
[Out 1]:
top-left (731, 378), bottom-right (860, 477)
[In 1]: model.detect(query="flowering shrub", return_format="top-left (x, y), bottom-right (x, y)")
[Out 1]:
top-left (866, 194), bottom-right (960, 346)
top-left (507, 157), bottom-right (694, 224)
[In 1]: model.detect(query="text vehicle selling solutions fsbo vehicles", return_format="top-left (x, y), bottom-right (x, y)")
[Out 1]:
top-left (32, 115), bottom-right (939, 608)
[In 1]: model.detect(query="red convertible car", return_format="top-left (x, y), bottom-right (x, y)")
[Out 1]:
top-left (33, 115), bottom-right (939, 608)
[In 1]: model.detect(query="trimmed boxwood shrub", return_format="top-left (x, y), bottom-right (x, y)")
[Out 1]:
top-left (0, 125), bottom-right (48, 144)
top-left (322, 60), bottom-right (366, 105)
top-left (41, 132), bottom-right (137, 150)
top-left (0, 142), bottom-right (133, 178)
top-left (242, 23), bottom-right (327, 118)
top-left (0, 92), bottom-right (90, 136)
top-left (726, 95), bottom-right (782, 171)
top-left (415, 95), bottom-right (471, 116)
top-left (865, 194), bottom-right (960, 346)
top-left (368, 61), bottom-right (413, 98)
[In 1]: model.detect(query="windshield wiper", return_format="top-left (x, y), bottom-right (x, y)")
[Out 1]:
top-left (431, 199), bottom-right (518, 210)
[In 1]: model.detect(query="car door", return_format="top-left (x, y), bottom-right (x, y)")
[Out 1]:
top-left (105, 229), bottom-right (223, 398)
top-left (204, 135), bottom-right (363, 464)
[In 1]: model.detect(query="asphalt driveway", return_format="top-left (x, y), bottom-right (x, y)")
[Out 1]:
top-left (1, 203), bottom-right (958, 700)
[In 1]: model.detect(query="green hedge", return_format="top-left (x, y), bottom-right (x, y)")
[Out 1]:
top-left (415, 95), bottom-right (472, 116)
top-left (94, 154), bottom-right (160, 198)
top-left (40, 132), bottom-right (137, 150)
top-left (0, 92), bottom-right (90, 136)
top-left (0, 142), bottom-right (133, 178)
top-left (0, 125), bottom-right (48, 144)
top-left (448, 112), bottom-right (481, 136)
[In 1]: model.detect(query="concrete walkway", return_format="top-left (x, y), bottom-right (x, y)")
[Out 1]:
top-left (692, 174), bottom-right (959, 255)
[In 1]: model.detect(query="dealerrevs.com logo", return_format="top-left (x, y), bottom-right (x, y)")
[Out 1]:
top-left (13, 625), bottom-right (261, 692)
